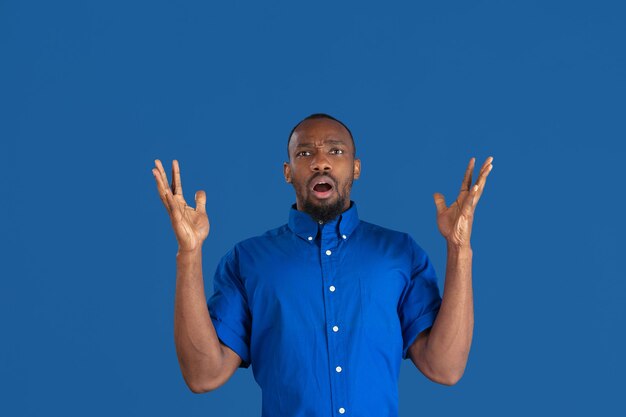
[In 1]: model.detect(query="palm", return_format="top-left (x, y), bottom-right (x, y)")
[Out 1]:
top-left (169, 193), bottom-right (210, 251)
top-left (436, 190), bottom-right (472, 245)
top-left (152, 159), bottom-right (210, 252)
top-left (433, 157), bottom-right (493, 247)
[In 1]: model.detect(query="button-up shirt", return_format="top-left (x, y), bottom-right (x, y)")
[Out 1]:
top-left (207, 201), bottom-right (442, 417)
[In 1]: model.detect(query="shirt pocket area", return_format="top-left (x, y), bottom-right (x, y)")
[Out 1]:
top-left (358, 273), bottom-right (403, 350)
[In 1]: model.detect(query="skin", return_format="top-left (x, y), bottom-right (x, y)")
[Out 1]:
top-left (283, 118), bottom-right (361, 218)
top-left (408, 156), bottom-right (493, 385)
top-left (152, 119), bottom-right (493, 391)
top-left (152, 160), bottom-right (241, 393)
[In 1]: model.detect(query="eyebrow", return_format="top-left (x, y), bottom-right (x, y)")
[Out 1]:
top-left (295, 140), bottom-right (348, 148)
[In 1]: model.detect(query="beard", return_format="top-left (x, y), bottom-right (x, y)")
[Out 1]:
top-left (298, 176), bottom-right (353, 223)
top-left (301, 194), bottom-right (346, 223)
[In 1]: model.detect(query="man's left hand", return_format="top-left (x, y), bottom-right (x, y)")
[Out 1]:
top-left (433, 156), bottom-right (493, 248)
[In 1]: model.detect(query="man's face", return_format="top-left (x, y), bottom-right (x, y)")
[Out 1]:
top-left (283, 118), bottom-right (361, 223)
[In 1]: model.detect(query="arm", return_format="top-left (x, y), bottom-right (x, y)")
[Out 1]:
top-left (152, 159), bottom-right (242, 393)
top-left (408, 244), bottom-right (473, 385)
top-left (175, 248), bottom-right (242, 393)
top-left (409, 156), bottom-right (493, 385)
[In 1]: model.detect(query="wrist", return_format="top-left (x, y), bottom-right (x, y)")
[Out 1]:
top-left (446, 242), bottom-right (473, 257)
top-left (176, 247), bottom-right (203, 259)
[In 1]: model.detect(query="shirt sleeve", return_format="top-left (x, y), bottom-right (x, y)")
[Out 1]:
top-left (398, 235), bottom-right (443, 360)
top-left (207, 246), bottom-right (252, 368)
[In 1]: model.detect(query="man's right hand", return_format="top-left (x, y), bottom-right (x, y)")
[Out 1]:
top-left (152, 159), bottom-right (209, 253)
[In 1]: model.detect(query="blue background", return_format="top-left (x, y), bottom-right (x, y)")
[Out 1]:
top-left (1, 1), bottom-right (624, 415)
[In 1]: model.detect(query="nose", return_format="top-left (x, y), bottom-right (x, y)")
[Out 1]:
top-left (310, 151), bottom-right (332, 172)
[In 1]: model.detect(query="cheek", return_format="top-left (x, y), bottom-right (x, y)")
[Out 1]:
top-left (292, 176), bottom-right (309, 193)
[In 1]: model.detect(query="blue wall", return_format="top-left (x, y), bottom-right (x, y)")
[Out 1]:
top-left (1, 1), bottom-right (624, 415)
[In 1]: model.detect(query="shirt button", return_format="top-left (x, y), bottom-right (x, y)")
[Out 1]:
top-left (307, 236), bottom-right (313, 241)
top-left (332, 325), bottom-right (339, 332)
top-left (342, 234), bottom-right (347, 239)
top-left (318, 220), bottom-right (323, 224)
top-left (325, 250), bottom-right (332, 256)
top-left (329, 285), bottom-right (336, 292)
top-left (339, 407), bottom-right (346, 414)
top-left (336, 366), bottom-right (342, 372)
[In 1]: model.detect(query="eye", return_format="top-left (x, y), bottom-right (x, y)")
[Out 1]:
top-left (330, 149), bottom-right (344, 155)
top-left (296, 151), bottom-right (311, 157)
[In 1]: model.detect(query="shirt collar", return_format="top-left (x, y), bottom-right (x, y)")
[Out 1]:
top-left (288, 200), bottom-right (360, 241)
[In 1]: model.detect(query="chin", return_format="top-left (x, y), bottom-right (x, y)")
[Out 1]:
top-left (300, 195), bottom-right (347, 223)
top-left (309, 196), bottom-right (340, 208)
top-left (312, 196), bottom-right (335, 204)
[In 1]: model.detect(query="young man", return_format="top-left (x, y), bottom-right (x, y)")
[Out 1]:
top-left (152, 113), bottom-right (493, 416)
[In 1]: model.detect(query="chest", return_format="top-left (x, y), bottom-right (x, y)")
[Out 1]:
top-left (239, 237), bottom-right (410, 334)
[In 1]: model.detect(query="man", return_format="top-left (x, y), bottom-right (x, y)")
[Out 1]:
top-left (152, 113), bottom-right (493, 416)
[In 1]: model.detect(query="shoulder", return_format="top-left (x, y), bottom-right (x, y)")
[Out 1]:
top-left (357, 220), bottom-right (413, 244)
top-left (357, 220), bottom-right (430, 257)
top-left (358, 220), bottom-right (404, 236)
top-left (230, 223), bottom-right (291, 254)
top-left (216, 224), bottom-right (290, 272)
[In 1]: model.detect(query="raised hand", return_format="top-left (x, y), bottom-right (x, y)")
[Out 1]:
top-left (152, 159), bottom-right (209, 253)
top-left (433, 156), bottom-right (493, 248)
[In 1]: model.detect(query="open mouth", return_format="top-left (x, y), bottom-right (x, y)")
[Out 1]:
top-left (310, 177), bottom-right (335, 199)
top-left (313, 183), bottom-right (332, 192)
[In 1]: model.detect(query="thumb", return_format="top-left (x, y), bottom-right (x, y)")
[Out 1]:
top-left (433, 192), bottom-right (447, 214)
top-left (195, 190), bottom-right (207, 214)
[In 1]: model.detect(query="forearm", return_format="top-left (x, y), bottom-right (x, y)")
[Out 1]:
top-left (422, 244), bottom-right (474, 383)
top-left (174, 248), bottom-right (224, 392)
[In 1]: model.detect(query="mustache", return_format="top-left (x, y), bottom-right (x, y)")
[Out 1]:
top-left (308, 172), bottom-right (337, 186)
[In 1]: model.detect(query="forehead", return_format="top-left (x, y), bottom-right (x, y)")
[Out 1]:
top-left (289, 118), bottom-right (352, 149)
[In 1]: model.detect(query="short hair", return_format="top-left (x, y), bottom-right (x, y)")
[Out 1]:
top-left (287, 113), bottom-right (356, 160)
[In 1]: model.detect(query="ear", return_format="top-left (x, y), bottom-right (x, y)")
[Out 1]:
top-left (353, 158), bottom-right (361, 180)
top-left (283, 161), bottom-right (292, 183)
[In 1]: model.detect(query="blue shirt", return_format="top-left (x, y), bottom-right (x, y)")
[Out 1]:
top-left (207, 201), bottom-right (442, 417)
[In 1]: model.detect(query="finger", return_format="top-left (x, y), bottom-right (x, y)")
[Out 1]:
top-left (154, 159), bottom-right (172, 193)
top-left (461, 179), bottom-right (485, 214)
top-left (433, 192), bottom-right (447, 214)
top-left (195, 190), bottom-right (206, 214)
top-left (477, 156), bottom-right (493, 177)
top-left (152, 167), bottom-right (172, 213)
top-left (172, 159), bottom-right (184, 196)
top-left (469, 159), bottom-right (494, 207)
top-left (164, 187), bottom-right (182, 221)
top-left (475, 163), bottom-right (493, 199)
top-left (460, 157), bottom-right (475, 192)
top-left (474, 156), bottom-right (494, 189)
top-left (462, 183), bottom-right (480, 214)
